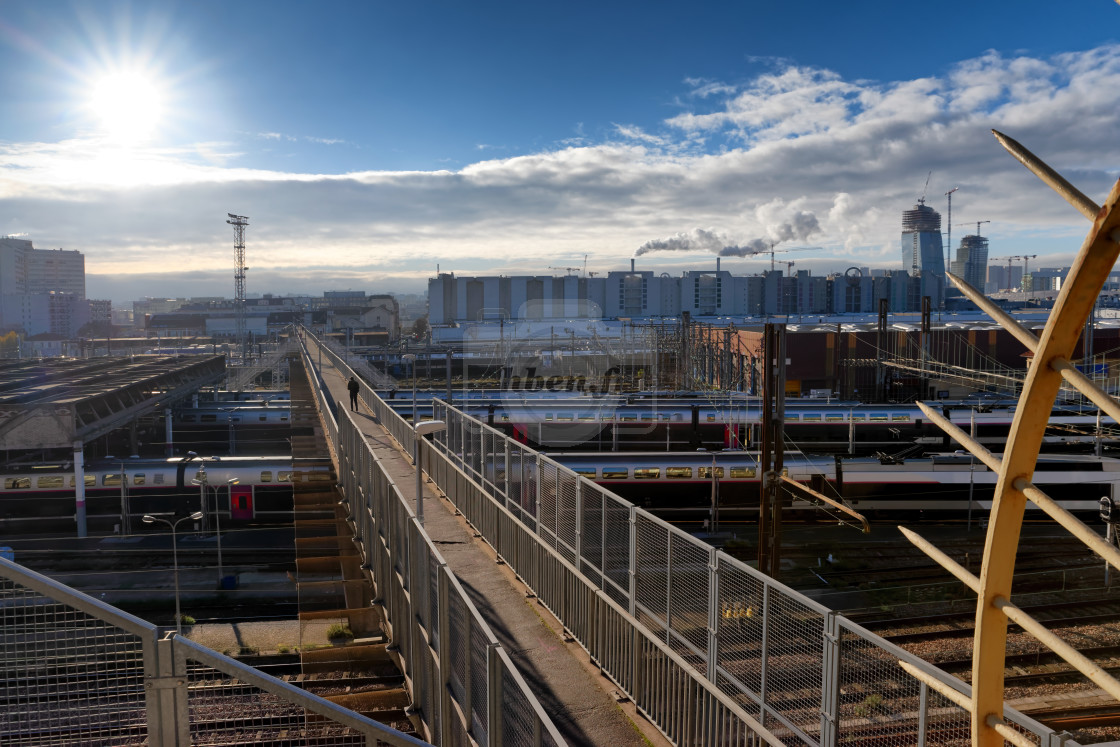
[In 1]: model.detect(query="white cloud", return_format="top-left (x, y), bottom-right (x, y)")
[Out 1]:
top-left (5, 44), bottom-right (1120, 303)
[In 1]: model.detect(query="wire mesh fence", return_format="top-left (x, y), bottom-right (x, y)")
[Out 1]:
top-left (0, 558), bottom-right (426, 747)
top-left (333, 402), bottom-right (567, 746)
top-left (419, 398), bottom-right (1074, 747)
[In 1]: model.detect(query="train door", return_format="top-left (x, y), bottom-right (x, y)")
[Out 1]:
top-left (230, 484), bottom-right (254, 520)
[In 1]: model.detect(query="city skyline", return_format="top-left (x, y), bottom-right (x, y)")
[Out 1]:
top-left (1, 1), bottom-right (1119, 304)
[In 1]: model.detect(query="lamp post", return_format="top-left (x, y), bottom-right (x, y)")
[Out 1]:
top-left (143, 511), bottom-right (204, 634)
top-left (402, 353), bottom-right (417, 424)
top-left (413, 420), bottom-right (447, 524)
top-left (192, 463), bottom-right (209, 533)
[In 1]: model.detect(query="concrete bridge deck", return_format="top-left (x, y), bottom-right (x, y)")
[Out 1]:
top-left (305, 337), bottom-right (666, 747)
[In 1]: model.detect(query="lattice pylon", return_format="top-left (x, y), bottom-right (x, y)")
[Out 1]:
top-left (897, 130), bottom-right (1120, 747)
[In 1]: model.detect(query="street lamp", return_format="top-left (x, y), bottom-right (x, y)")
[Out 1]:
top-left (191, 463), bottom-right (209, 533)
top-left (414, 420), bottom-right (447, 524)
top-left (402, 353), bottom-right (417, 424)
top-left (143, 511), bottom-right (204, 634)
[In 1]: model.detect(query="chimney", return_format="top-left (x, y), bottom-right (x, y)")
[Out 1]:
top-left (630, 258), bottom-right (635, 272)
top-left (717, 257), bottom-right (721, 272)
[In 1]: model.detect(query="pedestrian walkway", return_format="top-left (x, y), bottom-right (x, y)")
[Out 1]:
top-left (306, 338), bottom-right (667, 747)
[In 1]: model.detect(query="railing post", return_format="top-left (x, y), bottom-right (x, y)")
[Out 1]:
top-left (759, 584), bottom-right (771, 722)
top-left (628, 505), bottom-right (638, 618)
top-left (438, 565), bottom-right (454, 743)
top-left (707, 548), bottom-right (720, 685)
top-left (820, 610), bottom-right (841, 747)
top-left (144, 633), bottom-right (190, 747)
top-left (917, 680), bottom-right (929, 747)
top-left (486, 642), bottom-right (503, 746)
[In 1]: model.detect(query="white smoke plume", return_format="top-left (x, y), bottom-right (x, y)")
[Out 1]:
top-left (635, 205), bottom-right (821, 257)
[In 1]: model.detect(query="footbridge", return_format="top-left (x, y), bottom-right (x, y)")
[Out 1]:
top-left (298, 328), bottom-right (1070, 746)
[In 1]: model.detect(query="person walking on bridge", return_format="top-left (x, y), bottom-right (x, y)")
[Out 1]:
top-left (347, 376), bottom-right (360, 411)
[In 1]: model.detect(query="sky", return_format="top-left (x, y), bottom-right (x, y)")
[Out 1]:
top-left (1, 1), bottom-right (1119, 305)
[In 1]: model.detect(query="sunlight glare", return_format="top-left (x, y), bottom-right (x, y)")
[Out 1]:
top-left (90, 71), bottom-right (165, 142)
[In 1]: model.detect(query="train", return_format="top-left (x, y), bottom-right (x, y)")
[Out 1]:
top-left (425, 397), bottom-right (1119, 455)
top-left (0, 455), bottom-right (330, 536)
top-left (518, 450), bottom-right (1120, 518)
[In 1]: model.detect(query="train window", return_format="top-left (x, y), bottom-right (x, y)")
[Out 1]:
top-left (545, 414), bottom-right (554, 421)
top-left (494, 469), bottom-right (507, 481)
top-left (870, 414), bottom-right (888, 422)
top-left (634, 468), bottom-right (660, 479)
top-left (602, 468), bottom-right (628, 479)
top-left (578, 414), bottom-right (596, 422)
top-left (706, 414), bottom-right (716, 422)
top-left (786, 415), bottom-right (799, 422)
top-left (556, 414), bottom-right (573, 422)
top-left (260, 471), bottom-right (273, 483)
top-left (730, 467), bottom-right (756, 478)
top-left (103, 474), bottom-right (123, 487)
top-left (201, 414), bottom-right (217, 423)
top-left (308, 473), bottom-right (332, 482)
top-left (259, 416), bottom-right (267, 422)
top-left (851, 414), bottom-right (866, 422)
top-left (5, 477), bottom-right (30, 489)
top-left (699, 467), bottom-right (725, 479)
top-left (892, 414), bottom-right (911, 422)
top-left (278, 471), bottom-right (293, 482)
top-left (803, 414), bottom-right (821, 422)
top-left (573, 468), bottom-right (597, 478)
top-left (666, 467), bottom-right (692, 479)
top-left (37, 476), bottom-right (64, 488)
top-left (153, 474), bottom-right (164, 485)
top-left (280, 416), bottom-right (289, 422)
top-left (133, 474), bottom-right (145, 486)
top-left (501, 414), bottom-right (510, 422)
top-left (601, 415), bottom-right (614, 422)
top-left (620, 415), bottom-right (636, 422)
top-left (826, 415), bottom-right (844, 422)
top-left (640, 413), bottom-right (654, 421)
top-left (69, 476), bottom-right (96, 487)
top-left (182, 414), bottom-right (196, 422)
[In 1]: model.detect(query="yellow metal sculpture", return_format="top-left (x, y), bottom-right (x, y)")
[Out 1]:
top-left (901, 130), bottom-right (1120, 746)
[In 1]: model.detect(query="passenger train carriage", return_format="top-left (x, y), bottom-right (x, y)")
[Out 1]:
top-left (0, 456), bottom-right (329, 535)
top-left (522, 451), bottom-right (1120, 518)
top-left (440, 397), bottom-right (1120, 454)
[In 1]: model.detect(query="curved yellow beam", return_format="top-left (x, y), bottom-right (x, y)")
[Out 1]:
top-left (972, 175), bottom-right (1120, 747)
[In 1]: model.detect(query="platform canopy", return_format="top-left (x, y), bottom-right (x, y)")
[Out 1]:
top-left (0, 355), bottom-right (226, 450)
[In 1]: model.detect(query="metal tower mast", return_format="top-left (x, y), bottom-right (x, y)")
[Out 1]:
top-left (226, 213), bottom-right (249, 356)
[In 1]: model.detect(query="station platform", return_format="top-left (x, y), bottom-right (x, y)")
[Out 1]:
top-left (306, 339), bottom-right (667, 747)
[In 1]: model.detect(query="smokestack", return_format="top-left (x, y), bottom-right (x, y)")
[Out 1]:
top-left (630, 258), bottom-right (635, 272)
top-left (717, 257), bottom-right (721, 272)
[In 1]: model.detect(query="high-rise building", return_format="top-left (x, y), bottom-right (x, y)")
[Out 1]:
top-left (950, 234), bottom-right (989, 292)
top-left (900, 201), bottom-right (945, 307)
top-left (0, 238), bottom-right (88, 335)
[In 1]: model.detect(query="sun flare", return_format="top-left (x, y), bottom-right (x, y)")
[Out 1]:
top-left (89, 71), bottom-right (165, 142)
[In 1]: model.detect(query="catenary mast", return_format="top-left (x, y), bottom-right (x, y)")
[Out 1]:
top-left (227, 213), bottom-right (249, 357)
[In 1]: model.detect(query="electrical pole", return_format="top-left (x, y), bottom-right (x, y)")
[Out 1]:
top-left (758, 323), bottom-right (785, 579)
top-left (227, 214), bottom-right (249, 359)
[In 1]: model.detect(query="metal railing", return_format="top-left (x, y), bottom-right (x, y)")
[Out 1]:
top-left (305, 325), bottom-right (1070, 746)
top-left (299, 329), bottom-right (567, 746)
top-left (0, 556), bottom-right (426, 747)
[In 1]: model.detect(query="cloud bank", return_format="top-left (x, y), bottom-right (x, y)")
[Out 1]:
top-left (4, 45), bottom-right (1120, 302)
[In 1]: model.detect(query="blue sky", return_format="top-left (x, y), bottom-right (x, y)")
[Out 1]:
top-left (1, 1), bottom-right (1119, 303)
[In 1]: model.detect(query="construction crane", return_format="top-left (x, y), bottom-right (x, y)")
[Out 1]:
top-left (992, 256), bottom-right (1022, 291)
top-left (785, 260), bottom-right (796, 277)
top-left (751, 243), bottom-right (820, 272)
top-left (1021, 254), bottom-right (1038, 289)
top-left (955, 220), bottom-right (991, 237)
top-left (919, 171), bottom-right (932, 204)
top-left (548, 266), bottom-right (581, 276)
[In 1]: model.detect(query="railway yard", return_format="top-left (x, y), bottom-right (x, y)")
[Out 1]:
top-left (3, 352), bottom-right (1120, 745)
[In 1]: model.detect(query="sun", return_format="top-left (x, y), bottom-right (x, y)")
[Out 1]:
top-left (89, 70), bottom-right (165, 142)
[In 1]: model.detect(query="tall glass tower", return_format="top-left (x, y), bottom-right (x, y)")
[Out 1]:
top-left (901, 200), bottom-right (945, 308)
